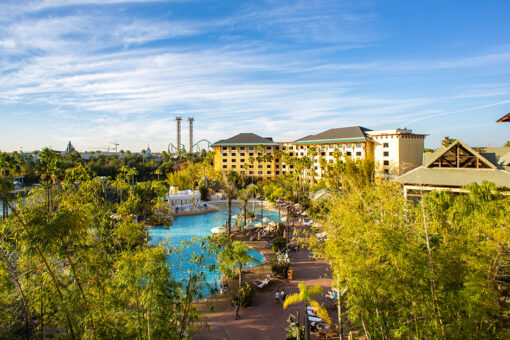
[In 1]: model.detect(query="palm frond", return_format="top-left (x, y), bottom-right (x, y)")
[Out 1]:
top-left (307, 285), bottom-right (324, 297)
top-left (310, 300), bottom-right (332, 325)
top-left (283, 294), bottom-right (301, 309)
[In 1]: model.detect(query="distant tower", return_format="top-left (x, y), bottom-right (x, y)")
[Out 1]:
top-left (176, 117), bottom-right (182, 154)
top-left (66, 141), bottom-right (75, 153)
top-left (188, 117), bottom-right (194, 153)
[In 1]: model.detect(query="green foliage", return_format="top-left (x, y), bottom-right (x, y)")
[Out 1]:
top-left (272, 236), bottom-right (288, 252)
top-left (217, 241), bottom-right (259, 287)
top-left (441, 136), bottom-right (456, 147)
top-left (308, 181), bottom-right (510, 338)
top-left (0, 176), bottom-right (203, 339)
top-left (504, 140), bottom-right (510, 147)
top-left (233, 282), bottom-right (255, 307)
top-left (270, 256), bottom-right (290, 279)
top-left (199, 184), bottom-right (209, 201)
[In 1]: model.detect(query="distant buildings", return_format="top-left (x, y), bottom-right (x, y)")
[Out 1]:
top-left (211, 126), bottom-right (426, 180)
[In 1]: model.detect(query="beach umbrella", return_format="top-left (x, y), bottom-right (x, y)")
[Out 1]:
top-left (261, 217), bottom-right (272, 223)
top-left (232, 214), bottom-right (240, 219)
top-left (281, 216), bottom-right (288, 222)
top-left (244, 224), bottom-right (258, 230)
top-left (268, 221), bottom-right (278, 227)
top-left (254, 221), bottom-right (266, 228)
top-left (211, 226), bottom-right (226, 234)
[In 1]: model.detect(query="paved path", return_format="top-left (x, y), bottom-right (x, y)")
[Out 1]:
top-left (193, 249), bottom-right (337, 340)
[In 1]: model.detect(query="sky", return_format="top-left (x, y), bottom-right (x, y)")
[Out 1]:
top-left (0, 0), bottom-right (509, 152)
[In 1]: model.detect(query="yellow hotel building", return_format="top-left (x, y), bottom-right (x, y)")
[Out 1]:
top-left (212, 126), bottom-right (426, 179)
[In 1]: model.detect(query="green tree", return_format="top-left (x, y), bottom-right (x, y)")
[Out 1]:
top-left (217, 241), bottom-right (258, 287)
top-left (441, 136), bottom-right (456, 147)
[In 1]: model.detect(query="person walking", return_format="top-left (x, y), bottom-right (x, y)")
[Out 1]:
top-left (275, 289), bottom-right (280, 304)
top-left (281, 288), bottom-right (286, 302)
top-left (235, 301), bottom-right (241, 320)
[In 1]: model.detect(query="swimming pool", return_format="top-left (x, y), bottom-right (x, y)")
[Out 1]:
top-left (148, 205), bottom-right (282, 296)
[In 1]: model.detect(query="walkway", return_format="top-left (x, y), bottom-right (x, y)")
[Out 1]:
top-left (193, 249), bottom-right (337, 340)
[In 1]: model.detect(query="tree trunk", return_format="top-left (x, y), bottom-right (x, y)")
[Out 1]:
top-left (227, 198), bottom-right (232, 234)
top-left (242, 202), bottom-right (247, 227)
top-left (238, 263), bottom-right (243, 288)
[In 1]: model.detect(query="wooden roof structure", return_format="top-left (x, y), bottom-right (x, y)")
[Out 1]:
top-left (424, 140), bottom-right (496, 169)
top-left (497, 113), bottom-right (510, 123)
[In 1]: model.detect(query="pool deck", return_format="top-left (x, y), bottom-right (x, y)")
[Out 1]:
top-left (193, 220), bottom-right (339, 340)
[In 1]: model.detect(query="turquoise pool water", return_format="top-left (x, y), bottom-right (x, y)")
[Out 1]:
top-left (148, 206), bottom-right (282, 296)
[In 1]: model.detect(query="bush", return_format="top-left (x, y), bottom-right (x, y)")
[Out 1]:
top-left (270, 256), bottom-right (290, 279)
top-left (199, 184), bottom-right (209, 201)
top-left (272, 237), bottom-right (287, 252)
top-left (232, 282), bottom-right (255, 307)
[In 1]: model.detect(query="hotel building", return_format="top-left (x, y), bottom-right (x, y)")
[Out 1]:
top-left (212, 126), bottom-right (426, 179)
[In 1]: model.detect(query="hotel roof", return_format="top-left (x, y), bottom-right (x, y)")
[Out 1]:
top-left (496, 113), bottom-right (510, 123)
top-left (294, 126), bottom-right (371, 144)
top-left (211, 133), bottom-right (278, 146)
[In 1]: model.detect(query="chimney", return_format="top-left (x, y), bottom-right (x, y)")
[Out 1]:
top-left (176, 117), bottom-right (182, 154)
top-left (188, 117), bottom-right (194, 153)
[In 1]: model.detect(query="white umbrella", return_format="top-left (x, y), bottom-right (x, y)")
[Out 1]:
top-left (232, 214), bottom-right (240, 219)
top-left (254, 221), bottom-right (266, 228)
top-left (264, 224), bottom-right (276, 231)
top-left (211, 226), bottom-right (226, 234)
top-left (281, 216), bottom-right (288, 222)
top-left (261, 217), bottom-right (272, 223)
top-left (245, 224), bottom-right (258, 230)
top-left (268, 221), bottom-right (278, 227)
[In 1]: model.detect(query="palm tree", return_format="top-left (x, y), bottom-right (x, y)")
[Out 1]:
top-left (154, 168), bottom-right (162, 181)
top-left (283, 282), bottom-right (331, 339)
top-left (237, 188), bottom-right (250, 228)
top-left (220, 171), bottom-right (238, 234)
top-left (218, 241), bottom-right (258, 287)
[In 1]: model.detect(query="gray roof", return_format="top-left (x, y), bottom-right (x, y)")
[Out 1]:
top-left (483, 147), bottom-right (510, 167)
top-left (295, 126), bottom-right (371, 144)
top-left (211, 133), bottom-right (278, 146)
top-left (394, 167), bottom-right (510, 188)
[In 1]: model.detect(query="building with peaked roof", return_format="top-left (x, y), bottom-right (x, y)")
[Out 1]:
top-left (65, 141), bottom-right (75, 153)
top-left (496, 112), bottom-right (510, 123)
top-left (287, 127), bottom-right (426, 178)
top-left (212, 127), bottom-right (426, 180)
top-left (395, 140), bottom-right (510, 199)
top-left (211, 133), bottom-right (280, 180)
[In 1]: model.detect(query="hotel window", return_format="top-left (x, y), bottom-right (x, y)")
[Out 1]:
top-left (223, 165), bottom-right (227, 169)
top-left (275, 164), bottom-right (279, 168)
top-left (267, 171), bottom-right (271, 174)
top-left (258, 165), bottom-right (263, 168)
top-left (321, 152), bottom-right (325, 156)
top-left (231, 147), bottom-right (236, 150)
top-left (249, 153), bottom-right (254, 156)
top-left (329, 159), bottom-right (333, 163)
top-left (276, 171), bottom-right (280, 175)
top-left (232, 165), bottom-right (236, 168)
top-left (231, 159), bottom-right (236, 162)
top-left (282, 171), bottom-right (286, 174)
top-left (289, 152), bottom-right (294, 156)
top-left (222, 147), bottom-right (227, 150)
top-left (258, 171), bottom-right (263, 175)
top-left (383, 143), bottom-right (389, 148)
top-left (249, 165), bottom-right (253, 168)
top-left (282, 146), bottom-right (287, 150)
top-left (346, 152), bottom-right (352, 156)
top-left (249, 171), bottom-right (253, 175)
top-left (240, 159), bottom-right (245, 163)
top-left (267, 165), bottom-right (271, 168)
top-left (356, 152), bottom-right (362, 156)
top-left (289, 146), bottom-right (294, 150)
top-left (290, 165), bottom-right (294, 169)
top-left (314, 166), bottom-right (318, 170)
top-left (258, 153), bottom-right (262, 156)
top-left (329, 152), bottom-right (333, 156)
top-left (249, 147), bottom-right (254, 150)
top-left (222, 153), bottom-right (227, 156)
top-left (276, 146), bottom-right (279, 150)
top-left (231, 153), bottom-right (236, 156)
top-left (240, 147), bottom-right (245, 150)
top-left (223, 159), bottom-right (227, 162)
top-left (356, 143), bottom-right (361, 148)
top-left (383, 151), bottom-right (389, 157)
top-left (283, 164), bottom-right (286, 168)
top-left (240, 153), bottom-right (245, 156)
top-left (383, 160), bottom-right (390, 166)
top-left (240, 171), bottom-right (245, 174)
top-left (383, 169), bottom-right (389, 174)
top-left (267, 146), bottom-right (271, 150)
top-left (300, 152), bottom-right (304, 156)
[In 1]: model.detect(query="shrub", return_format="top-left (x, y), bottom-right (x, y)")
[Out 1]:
top-left (270, 256), bottom-right (290, 279)
top-left (272, 237), bottom-right (287, 252)
top-left (232, 282), bottom-right (255, 307)
top-left (199, 184), bottom-right (209, 201)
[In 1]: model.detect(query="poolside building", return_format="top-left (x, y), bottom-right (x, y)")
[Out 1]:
top-left (211, 133), bottom-right (281, 180)
top-left (167, 185), bottom-right (203, 214)
top-left (212, 126), bottom-right (426, 179)
top-left (394, 140), bottom-right (510, 199)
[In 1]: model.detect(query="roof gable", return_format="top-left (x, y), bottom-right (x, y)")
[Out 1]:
top-left (425, 140), bottom-right (496, 169)
top-left (497, 112), bottom-right (510, 123)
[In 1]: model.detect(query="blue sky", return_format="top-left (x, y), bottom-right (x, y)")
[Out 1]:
top-left (0, 0), bottom-right (509, 152)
